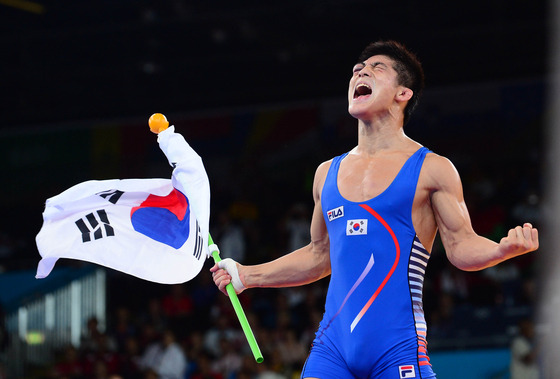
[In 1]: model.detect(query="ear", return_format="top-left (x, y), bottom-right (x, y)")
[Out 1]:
top-left (395, 87), bottom-right (413, 103)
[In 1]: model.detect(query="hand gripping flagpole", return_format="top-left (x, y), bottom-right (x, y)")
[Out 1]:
top-left (208, 234), bottom-right (264, 363)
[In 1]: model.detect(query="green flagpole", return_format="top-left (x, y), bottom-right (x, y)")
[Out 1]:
top-left (208, 234), bottom-right (264, 363)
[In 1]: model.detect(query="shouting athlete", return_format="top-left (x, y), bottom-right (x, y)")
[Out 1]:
top-left (211, 40), bottom-right (539, 379)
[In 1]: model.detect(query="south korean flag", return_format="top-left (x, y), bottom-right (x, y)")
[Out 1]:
top-left (36, 126), bottom-right (211, 284)
top-left (346, 219), bottom-right (368, 235)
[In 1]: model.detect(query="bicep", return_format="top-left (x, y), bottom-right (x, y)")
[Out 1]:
top-left (429, 156), bottom-right (508, 271)
top-left (308, 161), bottom-right (331, 276)
top-left (430, 158), bottom-right (476, 254)
top-left (308, 197), bottom-right (330, 276)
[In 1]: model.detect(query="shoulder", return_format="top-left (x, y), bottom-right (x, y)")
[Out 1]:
top-left (312, 158), bottom-right (335, 200)
top-left (314, 158), bottom-right (333, 185)
top-left (316, 159), bottom-right (333, 178)
top-left (423, 152), bottom-right (457, 171)
top-left (422, 152), bottom-right (463, 192)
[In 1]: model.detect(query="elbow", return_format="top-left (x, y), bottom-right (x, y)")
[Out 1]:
top-left (447, 251), bottom-right (499, 272)
top-left (451, 261), bottom-right (487, 272)
top-left (446, 249), bottom-right (490, 272)
top-left (311, 240), bottom-right (331, 279)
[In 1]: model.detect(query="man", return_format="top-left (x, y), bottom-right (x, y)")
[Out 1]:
top-left (138, 329), bottom-right (187, 379)
top-left (210, 40), bottom-right (539, 379)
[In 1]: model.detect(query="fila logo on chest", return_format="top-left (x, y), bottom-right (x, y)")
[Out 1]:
top-left (327, 206), bottom-right (344, 221)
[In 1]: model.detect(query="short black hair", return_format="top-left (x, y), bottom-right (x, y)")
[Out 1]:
top-left (358, 40), bottom-right (425, 125)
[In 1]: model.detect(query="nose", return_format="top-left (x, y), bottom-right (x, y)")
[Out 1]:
top-left (358, 66), bottom-right (371, 77)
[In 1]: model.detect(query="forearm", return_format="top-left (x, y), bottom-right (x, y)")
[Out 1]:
top-left (445, 234), bottom-right (502, 271)
top-left (445, 223), bottom-right (538, 272)
top-left (243, 242), bottom-right (331, 288)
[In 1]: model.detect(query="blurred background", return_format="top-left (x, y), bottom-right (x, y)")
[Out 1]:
top-left (0, 1), bottom-right (549, 378)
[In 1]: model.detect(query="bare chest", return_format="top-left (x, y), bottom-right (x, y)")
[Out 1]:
top-left (336, 155), bottom-right (409, 202)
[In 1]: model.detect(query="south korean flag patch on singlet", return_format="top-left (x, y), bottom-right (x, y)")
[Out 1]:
top-left (346, 219), bottom-right (367, 235)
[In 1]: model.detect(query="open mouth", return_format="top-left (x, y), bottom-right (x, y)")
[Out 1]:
top-left (353, 83), bottom-right (372, 99)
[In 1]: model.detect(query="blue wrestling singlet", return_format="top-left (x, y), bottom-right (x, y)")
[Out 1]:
top-left (302, 147), bottom-right (436, 379)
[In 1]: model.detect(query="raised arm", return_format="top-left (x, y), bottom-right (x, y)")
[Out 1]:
top-left (211, 161), bottom-right (332, 295)
top-left (428, 155), bottom-right (538, 271)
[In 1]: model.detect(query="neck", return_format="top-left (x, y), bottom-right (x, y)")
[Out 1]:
top-left (355, 118), bottom-right (409, 155)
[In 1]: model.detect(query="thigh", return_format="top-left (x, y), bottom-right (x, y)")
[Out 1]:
top-left (301, 342), bottom-right (355, 379)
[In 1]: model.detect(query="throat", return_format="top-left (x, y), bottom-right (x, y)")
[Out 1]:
top-left (357, 122), bottom-right (407, 150)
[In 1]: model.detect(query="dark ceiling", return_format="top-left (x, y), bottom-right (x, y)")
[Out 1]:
top-left (0, 0), bottom-right (548, 128)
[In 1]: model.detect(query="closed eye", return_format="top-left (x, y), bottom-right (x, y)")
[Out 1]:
top-left (352, 64), bottom-right (365, 73)
top-left (370, 62), bottom-right (388, 71)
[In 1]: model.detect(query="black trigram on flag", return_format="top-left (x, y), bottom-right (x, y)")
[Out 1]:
top-left (97, 189), bottom-right (124, 204)
top-left (193, 220), bottom-right (203, 260)
top-left (75, 210), bottom-right (115, 243)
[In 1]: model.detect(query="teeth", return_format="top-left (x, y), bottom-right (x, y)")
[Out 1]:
top-left (357, 83), bottom-right (370, 89)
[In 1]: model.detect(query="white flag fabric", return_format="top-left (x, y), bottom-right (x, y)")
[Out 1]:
top-left (36, 126), bottom-right (211, 284)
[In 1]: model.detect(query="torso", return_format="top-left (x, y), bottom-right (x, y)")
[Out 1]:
top-left (310, 145), bottom-right (437, 378)
top-left (332, 146), bottom-right (438, 251)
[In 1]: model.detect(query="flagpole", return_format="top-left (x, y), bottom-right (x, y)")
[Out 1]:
top-left (208, 234), bottom-right (264, 363)
top-left (147, 114), bottom-right (262, 362)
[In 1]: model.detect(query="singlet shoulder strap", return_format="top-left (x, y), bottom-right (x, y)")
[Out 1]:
top-left (321, 152), bottom-right (349, 203)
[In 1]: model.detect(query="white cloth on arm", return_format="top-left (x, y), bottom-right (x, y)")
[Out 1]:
top-left (218, 258), bottom-right (246, 293)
